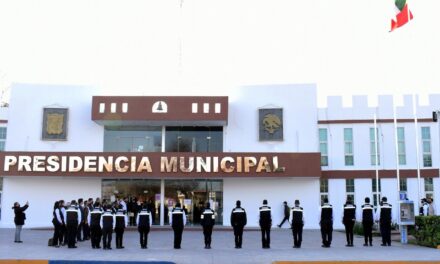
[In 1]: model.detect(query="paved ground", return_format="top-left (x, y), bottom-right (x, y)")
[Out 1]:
top-left (1, 227), bottom-right (440, 264)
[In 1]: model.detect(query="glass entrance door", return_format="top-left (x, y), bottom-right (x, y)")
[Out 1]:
top-left (165, 179), bottom-right (223, 225)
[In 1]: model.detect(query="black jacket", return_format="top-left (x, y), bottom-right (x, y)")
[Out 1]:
top-left (13, 205), bottom-right (29, 225)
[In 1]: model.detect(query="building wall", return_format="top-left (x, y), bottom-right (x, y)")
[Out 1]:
top-left (6, 83), bottom-right (104, 152)
top-left (225, 84), bottom-right (318, 153)
top-left (1, 177), bottom-right (101, 228)
top-left (223, 177), bottom-right (320, 228)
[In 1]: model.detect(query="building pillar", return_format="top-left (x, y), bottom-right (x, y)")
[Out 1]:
top-left (160, 179), bottom-right (165, 226)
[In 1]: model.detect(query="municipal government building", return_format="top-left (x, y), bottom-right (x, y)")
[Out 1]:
top-left (0, 83), bottom-right (439, 229)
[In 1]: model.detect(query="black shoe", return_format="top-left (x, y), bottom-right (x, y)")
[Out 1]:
top-left (107, 247), bottom-right (112, 250)
top-left (120, 246), bottom-right (124, 249)
top-left (363, 243), bottom-right (368, 247)
top-left (235, 246), bottom-right (238, 249)
top-left (96, 246), bottom-right (101, 249)
top-left (388, 244), bottom-right (391, 246)
top-left (345, 244), bottom-right (350, 247)
top-left (381, 244), bottom-right (387, 246)
top-left (174, 246), bottom-right (181, 249)
top-left (369, 243), bottom-right (373, 247)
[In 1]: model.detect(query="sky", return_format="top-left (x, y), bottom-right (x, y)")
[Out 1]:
top-left (0, 0), bottom-right (439, 106)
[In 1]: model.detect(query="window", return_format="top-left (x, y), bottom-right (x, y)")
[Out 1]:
top-left (344, 128), bottom-right (354, 166)
top-left (372, 179), bottom-right (382, 208)
top-left (104, 126), bottom-right (162, 152)
top-left (370, 128), bottom-right (380, 165)
top-left (397, 127), bottom-right (406, 165)
top-left (0, 127), bottom-right (6, 151)
top-left (320, 179), bottom-right (329, 205)
top-left (421, 127), bottom-right (432, 167)
top-left (400, 178), bottom-right (408, 192)
top-left (346, 179), bottom-right (355, 203)
top-left (425, 178), bottom-right (434, 199)
top-left (165, 127), bottom-right (223, 152)
top-left (319, 128), bottom-right (328, 166)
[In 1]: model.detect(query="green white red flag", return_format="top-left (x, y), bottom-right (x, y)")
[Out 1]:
top-left (390, 0), bottom-right (413, 32)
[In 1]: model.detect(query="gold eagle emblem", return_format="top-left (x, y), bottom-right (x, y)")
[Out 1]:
top-left (46, 113), bottom-right (64, 135)
top-left (262, 113), bottom-right (281, 134)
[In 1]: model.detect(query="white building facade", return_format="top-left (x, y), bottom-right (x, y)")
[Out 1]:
top-left (0, 83), bottom-right (438, 229)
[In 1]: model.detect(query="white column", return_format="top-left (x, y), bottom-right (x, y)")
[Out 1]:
top-left (160, 179), bottom-right (165, 226)
top-left (160, 126), bottom-right (166, 226)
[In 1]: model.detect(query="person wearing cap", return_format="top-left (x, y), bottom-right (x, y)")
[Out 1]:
top-left (259, 199), bottom-right (272, 249)
top-left (377, 196), bottom-right (392, 246)
top-left (114, 204), bottom-right (128, 249)
top-left (230, 200), bottom-right (247, 248)
top-left (88, 202), bottom-right (103, 249)
top-left (63, 200), bottom-right (81, 248)
top-left (289, 200), bottom-right (304, 248)
top-left (361, 197), bottom-right (374, 246)
top-left (320, 197), bottom-right (333, 248)
top-left (100, 204), bottom-right (116, 250)
top-left (277, 201), bottom-right (290, 228)
top-left (169, 202), bottom-right (186, 249)
top-left (200, 202), bottom-right (216, 249)
top-left (137, 203), bottom-right (153, 249)
top-left (342, 196), bottom-right (356, 247)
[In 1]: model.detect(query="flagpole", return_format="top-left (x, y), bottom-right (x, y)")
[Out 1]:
top-left (413, 94), bottom-right (422, 204)
top-left (393, 96), bottom-right (401, 198)
top-left (374, 112), bottom-right (380, 206)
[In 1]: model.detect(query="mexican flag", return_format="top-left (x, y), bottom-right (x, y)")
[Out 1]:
top-left (390, 0), bottom-right (413, 32)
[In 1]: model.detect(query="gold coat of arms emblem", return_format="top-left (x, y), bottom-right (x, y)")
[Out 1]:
top-left (262, 113), bottom-right (282, 134)
top-left (46, 113), bottom-right (64, 135)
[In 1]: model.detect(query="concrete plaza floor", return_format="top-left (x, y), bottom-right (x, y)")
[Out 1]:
top-left (1, 227), bottom-right (440, 264)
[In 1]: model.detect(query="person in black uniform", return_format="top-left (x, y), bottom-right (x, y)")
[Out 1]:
top-left (320, 198), bottom-right (333, 248)
top-left (289, 200), bottom-right (304, 248)
top-left (230, 200), bottom-right (247, 249)
top-left (201, 202), bottom-right (215, 249)
top-left (277, 201), bottom-right (290, 228)
top-left (88, 202), bottom-right (103, 249)
top-left (169, 202), bottom-right (186, 249)
top-left (342, 196), bottom-right (356, 247)
top-left (361, 197), bottom-right (374, 246)
top-left (100, 205), bottom-right (115, 250)
top-left (259, 200), bottom-right (272, 249)
top-left (115, 204), bottom-right (128, 249)
top-left (137, 203), bottom-right (152, 249)
top-left (58, 200), bottom-right (67, 246)
top-left (63, 200), bottom-right (81, 248)
top-left (378, 196), bottom-right (392, 246)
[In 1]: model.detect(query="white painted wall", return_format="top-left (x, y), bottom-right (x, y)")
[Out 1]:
top-left (1, 177), bottom-right (101, 228)
top-left (225, 84), bottom-right (318, 153)
top-left (223, 178), bottom-right (320, 229)
top-left (327, 179), bottom-right (345, 229)
top-left (6, 83), bottom-right (104, 152)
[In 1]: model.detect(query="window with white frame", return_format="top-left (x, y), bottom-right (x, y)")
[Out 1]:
top-left (344, 128), bottom-right (354, 166)
top-left (425, 177), bottom-right (434, 199)
top-left (320, 179), bottom-right (329, 205)
top-left (421, 127), bottom-right (432, 167)
top-left (370, 128), bottom-right (380, 166)
top-left (346, 179), bottom-right (355, 203)
top-left (319, 128), bottom-right (328, 166)
top-left (397, 127), bottom-right (406, 165)
top-left (0, 127), bottom-right (6, 151)
top-left (399, 178), bottom-right (408, 192)
top-left (372, 179), bottom-right (382, 208)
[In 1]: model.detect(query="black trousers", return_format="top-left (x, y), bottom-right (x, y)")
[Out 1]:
top-left (203, 225), bottom-right (213, 246)
top-left (76, 222), bottom-right (84, 241)
top-left (60, 224), bottom-right (67, 245)
top-left (102, 227), bottom-right (113, 249)
top-left (380, 222), bottom-right (391, 246)
top-left (52, 222), bottom-right (62, 246)
top-left (173, 226), bottom-right (184, 248)
top-left (320, 221), bottom-right (333, 247)
top-left (363, 221), bottom-right (373, 245)
top-left (260, 226), bottom-right (271, 248)
top-left (233, 226), bottom-right (244, 248)
top-left (344, 220), bottom-right (355, 245)
top-left (278, 216), bottom-right (289, 227)
top-left (83, 223), bottom-right (90, 240)
top-left (138, 226), bottom-right (150, 248)
top-left (115, 227), bottom-right (125, 248)
top-left (66, 223), bottom-right (78, 248)
top-left (90, 225), bottom-right (102, 248)
top-left (292, 223), bottom-right (303, 247)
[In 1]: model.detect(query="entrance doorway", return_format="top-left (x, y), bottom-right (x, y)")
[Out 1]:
top-left (165, 179), bottom-right (223, 225)
top-left (101, 179), bottom-right (223, 225)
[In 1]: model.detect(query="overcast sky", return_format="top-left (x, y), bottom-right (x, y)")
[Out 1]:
top-left (0, 0), bottom-right (439, 106)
